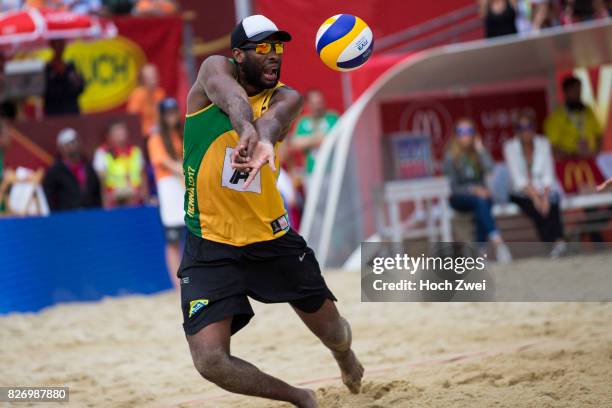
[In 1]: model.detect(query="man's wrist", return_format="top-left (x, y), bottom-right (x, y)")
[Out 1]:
top-left (235, 120), bottom-right (255, 135)
top-left (259, 137), bottom-right (275, 146)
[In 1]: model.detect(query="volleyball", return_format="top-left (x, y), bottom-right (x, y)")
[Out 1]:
top-left (315, 14), bottom-right (374, 72)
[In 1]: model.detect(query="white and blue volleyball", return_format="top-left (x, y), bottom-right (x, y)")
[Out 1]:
top-left (316, 14), bottom-right (374, 72)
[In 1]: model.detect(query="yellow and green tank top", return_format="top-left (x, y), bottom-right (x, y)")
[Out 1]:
top-left (183, 82), bottom-right (289, 246)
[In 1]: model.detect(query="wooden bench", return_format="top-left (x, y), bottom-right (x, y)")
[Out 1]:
top-left (377, 177), bottom-right (612, 243)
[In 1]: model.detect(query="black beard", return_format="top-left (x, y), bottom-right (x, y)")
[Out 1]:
top-left (239, 55), bottom-right (280, 91)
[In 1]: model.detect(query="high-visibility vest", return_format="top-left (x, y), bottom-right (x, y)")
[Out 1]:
top-left (103, 146), bottom-right (143, 190)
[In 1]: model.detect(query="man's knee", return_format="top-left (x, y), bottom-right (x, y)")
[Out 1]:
top-left (191, 346), bottom-right (229, 381)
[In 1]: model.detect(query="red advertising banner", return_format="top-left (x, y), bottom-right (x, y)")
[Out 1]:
top-left (380, 89), bottom-right (549, 161)
top-left (254, 0), bottom-right (481, 112)
top-left (23, 16), bottom-right (183, 113)
top-left (113, 16), bottom-right (182, 102)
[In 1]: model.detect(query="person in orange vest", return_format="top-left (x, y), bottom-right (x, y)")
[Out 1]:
top-left (127, 64), bottom-right (166, 137)
top-left (93, 120), bottom-right (148, 208)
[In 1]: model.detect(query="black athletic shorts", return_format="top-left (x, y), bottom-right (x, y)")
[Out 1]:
top-left (178, 229), bottom-right (336, 336)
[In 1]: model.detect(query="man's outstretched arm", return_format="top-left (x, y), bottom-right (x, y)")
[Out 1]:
top-left (235, 87), bottom-right (303, 189)
top-left (189, 56), bottom-right (258, 154)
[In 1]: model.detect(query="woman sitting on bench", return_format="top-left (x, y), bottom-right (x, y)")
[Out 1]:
top-left (503, 112), bottom-right (567, 257)
top-left (443, 118), bottom-right (512, 262)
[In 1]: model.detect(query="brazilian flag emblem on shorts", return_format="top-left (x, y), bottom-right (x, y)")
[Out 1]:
top-left (189, 299), bottom-right (209, 317)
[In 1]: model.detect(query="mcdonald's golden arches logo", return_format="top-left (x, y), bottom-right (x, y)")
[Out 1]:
top-left (563, 161), bottom-right (596, 191)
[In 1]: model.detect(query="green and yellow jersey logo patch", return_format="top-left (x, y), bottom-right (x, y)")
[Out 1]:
top-left (189, 299), bottom-right (209, 318)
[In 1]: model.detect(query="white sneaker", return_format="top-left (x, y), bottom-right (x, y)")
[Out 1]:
top-left (496, 243), bottom-right (513, 264)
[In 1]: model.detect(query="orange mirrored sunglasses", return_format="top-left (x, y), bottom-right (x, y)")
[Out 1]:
top-left (241, 42), bottom-right (284, 55)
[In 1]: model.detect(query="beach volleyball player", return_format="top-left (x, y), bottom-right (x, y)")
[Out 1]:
top-left (178, 15), bottom-right (363, 407)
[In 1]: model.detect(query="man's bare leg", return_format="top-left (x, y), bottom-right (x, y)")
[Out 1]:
top-left (293, 299), bottom-right (364, 393)
top-left (187, 317), bottom-right (317, 407)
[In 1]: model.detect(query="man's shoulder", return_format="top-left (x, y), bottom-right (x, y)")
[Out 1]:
top-left (270, 84), bottom-right (303, 110)
top-left (204, 54), bottom-right (232, 62)
top-left (201, 55), bottom-right (234, 72)
top-left (273, 83), bottom-right (301, 99)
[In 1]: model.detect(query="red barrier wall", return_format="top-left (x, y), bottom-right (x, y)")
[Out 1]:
top-left (5, 113), bottom-right (142, 170)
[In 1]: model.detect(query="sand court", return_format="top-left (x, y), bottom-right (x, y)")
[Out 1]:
top-left (2, 253), bottom-right (612, 407)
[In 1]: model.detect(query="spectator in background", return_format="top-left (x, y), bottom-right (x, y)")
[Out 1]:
top-left (103, 0), bottom-right (136, 14)
top-left (480, 0), bottom-right (518, 37)
top-left (504, 113), bottom-right (567, 256)
top-left (443, 118), bottom-right (512, 262)
top-left (42, 128), bottom-right (101, 212)
top-left (67, 0), bottom-right (103, 14)
top-left (44, 39), bottom-right (85, 117)
top-left (516, 0), bottom-right (561, 33)
top-left (544, 75), bottom-right (602, 159)
top-left (592, 0), bottom-right (610, 17)
top-left (24, 0), bottom-right (53, 9)
top-left (147, 98), bottom-right (183, 287)
top-left (0, 53), bottom-right (18, 120)
top-left (93, 120), bottom-right (147, 208)
top-left (0, 121), bottom-right (9, 213)
top-left (127, 64), bottom-right (165, 137)
top-left (545, 75), bottom-right (606, 244)
top-left (0, 120), bottom-right (9, 184)
top-left (290, 89), bottom-right (338, 185)
top-left (562, 0), bottom-right (610, 23)
top-left (133, 0), bottom-right (177, 15)
top-left (1, 0), bottom-right (22, 12)
top-left (26, 0), bottom-right (101, 12)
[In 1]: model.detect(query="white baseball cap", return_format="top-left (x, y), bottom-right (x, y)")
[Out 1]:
top-left (57, 128), bottom-right (77, 146)
top-left (231, 15), bottom-right (291, 49)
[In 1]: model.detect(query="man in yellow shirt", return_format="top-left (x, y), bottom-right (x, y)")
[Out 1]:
top-left (178, 15), bottom-right (363, 408)
top-left (544, 75), bottom-right (602, 158)
top-left (545, 75), bottom-right (606, 243)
